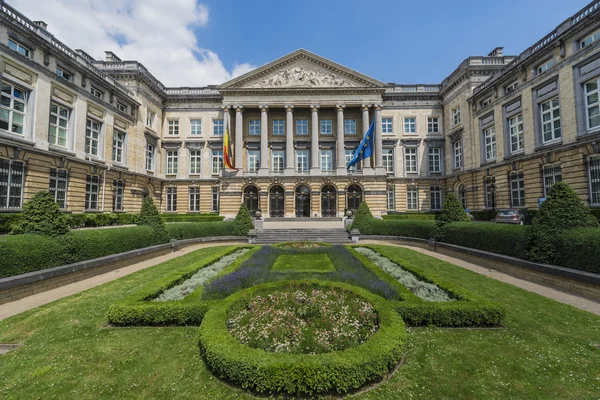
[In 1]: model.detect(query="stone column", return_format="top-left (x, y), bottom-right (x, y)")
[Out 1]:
top-left (362, 104), bottom-right (373, 171)
top-left (310, 104), bottom-right (320, 175)
top-left (375, 104), bottom-right (384, 173)
top-left (284, 105), bottom-right (295, 175)
top-left (259, 105), bottom-right (269, 176)
top-left (336, 104), bottom-right (346, 176)
top-left (235, 105), bottom-right (243, 171)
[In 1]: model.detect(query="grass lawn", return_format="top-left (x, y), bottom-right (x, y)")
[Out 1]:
top-left (0, 245), bottom-right (599, 399)
top-left (271, 253), bottom-right (335, 273)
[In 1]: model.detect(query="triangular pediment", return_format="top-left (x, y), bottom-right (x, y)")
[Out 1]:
top-left (219, 49), bottom-right (386, 90)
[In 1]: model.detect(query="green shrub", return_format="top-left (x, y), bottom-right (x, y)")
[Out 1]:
top-left (0, 226), bottom-right (165, 278)
top-left (11, 191), bottom-right (69, 236)
top-left (382, 213), bottom-right (437, 220)
top-left (554, 228), bottom-right (600, 274)
top-left (67, 213), bottom-right (139, 228)
top-left (363, 219), bottom-right (435, 239)
top-left (137, 197), bottom-right (168, 241)
top-left (161, 214), bottom-right (224, 223)
top-left (0, 213), bottom-right (22, 234)
top-left (436, 193), bottom-right (470, 226)
top-left (469, 210), bottom-right (497, 221)
top-left (166, 221), bottom-right (236, 240)
top-left (590, 208), bottom-right (600, 223)
top-left (198, 280), bottom-right (406, 396)
top-left (232, 204), bottom-right (253, 236)
top-left (350, 201), bottom-right (374, 233)
top-left (527, 182), bottom-right (598, 264)
top-left (436, 222), bottom-right (530, 258)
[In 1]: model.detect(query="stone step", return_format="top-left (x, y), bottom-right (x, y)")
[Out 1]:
top-left (254, 228), bottom-right (351, 244)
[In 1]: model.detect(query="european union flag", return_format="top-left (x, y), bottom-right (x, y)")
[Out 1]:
top-left (347, 120), bottom-right (374, 169)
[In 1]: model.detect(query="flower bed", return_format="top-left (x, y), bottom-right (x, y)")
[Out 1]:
top-left (227, 285), bottom-right (378, 354)
top-left (274, 242), bottom-right (330, 249)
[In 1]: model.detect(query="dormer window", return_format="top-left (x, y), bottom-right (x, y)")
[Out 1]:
top-left (536, 59), bottom-right (555, 75)
top-left (8, 39), bottom-right (30, 58)
top-left (581, 29), bottom-right (600, 49)
top-left (116, 101), bottom-right (127, 113)
top-left (481, 98), bottom-right (492, 109)
top-left (56, 67), bottom-right (73, 82)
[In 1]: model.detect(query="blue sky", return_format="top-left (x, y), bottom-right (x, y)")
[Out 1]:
top-left (195, 0), bottom-right (590, 84)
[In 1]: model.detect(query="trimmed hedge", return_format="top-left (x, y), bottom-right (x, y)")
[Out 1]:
top-left (198, 280), bottom-right (406, 396)
top-left (362, 219), bottom-right (435, 238)
top-left (166, 221), bottom-right (237, 240)
top-left (161, 213), bottom-right (224, 223)
top-left (382, 213), bottom-right (437, 220)
top-left (469, 210), bottom-right (497, 222)
top-left (0, 213), bottom-right (23, 234)
top-left (436, 222), bottom-right (530, 259)
top-left (67, 213), bottom-right (138, 228)
top-left (554, 228), bottom-right (600, 274)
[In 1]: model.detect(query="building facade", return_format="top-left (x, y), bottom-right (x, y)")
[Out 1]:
top-left (1, 1), bottom-right (600, 219)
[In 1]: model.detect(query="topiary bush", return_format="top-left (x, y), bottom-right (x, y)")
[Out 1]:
top-left (232, 204), bottom-right (254, 236)
top-left (527, 182), bottom-right (598, 264)
top-left (435, 192), bottom-right (469, 240)
top-left (137, 197), bottom-right (168, 241)
top-left (351, 201), bottom-right (374, 234)
top-left (11, 191), bottom-right (69, 236)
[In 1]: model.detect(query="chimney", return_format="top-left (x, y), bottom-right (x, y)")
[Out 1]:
top-left (33, 21), bottom-right (48, 30)
top-left (105, 51), bottom-right (122, 62)
top-left (488, 47), bottom-right (504, 57)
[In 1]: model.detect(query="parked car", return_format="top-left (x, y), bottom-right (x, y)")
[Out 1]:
top-left (495, 209), bottom-right (528, 225)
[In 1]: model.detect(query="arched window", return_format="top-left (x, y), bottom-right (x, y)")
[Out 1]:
top-left (346, 184), bottom-right (363, 213)
top-left (321, 185), bottom-right (337, 217)
top-left (295, 185), bottom-right (311, 217)
top-left (243, 185), bottom-right (260, 216)
top-left (269, 185), bottom-right (285, 217)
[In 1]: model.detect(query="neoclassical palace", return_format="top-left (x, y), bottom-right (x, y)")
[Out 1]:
top-left (2, 1), bottom-right (600, 219)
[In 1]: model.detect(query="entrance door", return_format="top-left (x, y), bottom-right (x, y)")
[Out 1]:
top-left (269, 185), bottom-right (285, 217)
top-left (295, 185), bottom-right (311, 217)
top-left (243, 185), bottom-right (260, 216)
top-left (321, 185), bottom-right (337, 217)
top-left (346, 184), bottom-right (363, 213)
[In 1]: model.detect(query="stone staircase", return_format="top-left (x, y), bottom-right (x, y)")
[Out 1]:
top-left (254, 228), bottom-right (352, 244)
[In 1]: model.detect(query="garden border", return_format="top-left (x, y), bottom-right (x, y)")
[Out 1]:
top-left (198, 279), bottom-right (407, 396)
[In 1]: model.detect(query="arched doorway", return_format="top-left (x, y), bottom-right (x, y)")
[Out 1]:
top-left (243, 185), bottom-right (259, 216)
top-left (321, 185), bottom-right (337, 217)
top-left (269, 185), bottom-right (285, 217)
top-left (295, 185), bottom-right (311, 217)
top-left (457, 184), bottom-right (467, 209)
top-left (346, 184), bottom-right (363, 213)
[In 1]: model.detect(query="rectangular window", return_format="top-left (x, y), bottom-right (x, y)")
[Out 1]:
top-left (0, 83), bottom-right (27, 135)
top-left (581, 29), bottom-right (600, 48)
top-left (8, 38), bottom-right (30, 57)
top-left (273, 119), bottom-right (285, 135)
top-left (113, 179), bottom-right (124, 211)
top-left (387, 184), bottom-right (395, 211)
top-left (146, 142), bottom-right (155, 171)
top-left (271, 150), bottom-right (285, 172)
top-left (508, 114), bottom-right (524, 153)
top-left (320, 119), bottom-right (332, 135)
top-left (213, 119), bottom-right (224, 136)
top-left (540, 98), bottom-right (561, 143)
top-left (116, 101), bottom-right (127, 113)
top-left (249, 120), bottom-right (261, 136)
top-left (584, 78), bottom-right (600, 130)
top-left (166, 149), bottom-right (178, 175)
top-left (345, 119), bottom-right (357, 135)
top-left (484, 176), bottom-right (496, 208)
top-left (146, 110), bottom-right (155, 127)
top-left (247, 150), bottom-right (260, 172)
top-left (166, 187), bottom-right (177, 212)
top-left (481, 98), bottom-right (492, 109)
top-left (543, 165), bottom-right (562, 197)
top-left (189, 187), bottom-right (200, 212)
top-left (49, 102), bottom-right (69, 147)
top-left (589, 156), bottom-right (600, 206)
top-left (428, 147), bottom-right (441, 173)
top-left (112, 129), bottom-right (126, 164)
top-left (427, 117), bottom-right (439, 133)
top-left (404, 147), bottom-right (417, 174)
top-left (56, 66), bottom-right (72, 81)
top-left (382, 118), bottom-right (393, 134)
top-left (212, 149), bottom-right (223, 174)
top-left (90, 86), bottom-right (103, 100)
top-left (430, 185), bottom-right (442, 210)
top-left (320, 149), bottom-right (333, 172)
top-left (85, 174), bottom-right (99, 210)
top-left (453, 140), bottom-right (462, 169)
top-left (407, 187), bottom-right (418, 210)
top-left (190, 119), bottom-right (202, 135)
top-left (383, 148), bottom-right (394, 173)
top-left (296, 149), bottom-right (309, 172)
top-left (505, 80), bottom-right (519, 94)
top-left (296, 119), bottom-right (308, 135)
top-left (85, 118), bottom-right (102, 157)
top-left (404, 117), bottom-right (416, 133)
top-left (510, 171), bottom-right (525, 207)
top-left (189, 149), bottom-right (202, 175)
top-left (483, 126), bottom-right (496, 161)
top-left (537, 59), bottom-right (555, 75)
top-left (168, 120), bottom-right (179, 135)
top-left (49, 168), bottom-right (68, 209)
top-left (212, 186), bottom-right (220, 212)
top-left (345, 149), bottom-right (358, 172)
top-left (0, 159), bottom-right (24, 210)
top-left (453, 106), bottom-right (461, 125)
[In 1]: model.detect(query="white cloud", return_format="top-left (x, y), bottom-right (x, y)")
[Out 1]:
top-left (7, 0), bottom-right (255, 86)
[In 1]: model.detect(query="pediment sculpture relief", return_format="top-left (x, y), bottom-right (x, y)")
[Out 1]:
top-left (248, 66), bottom-right (355, 88)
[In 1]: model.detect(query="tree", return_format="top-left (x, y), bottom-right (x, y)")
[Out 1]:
top-left (11, 191), bottom-right (69, 236)
top-left (232, 203), bottom-right (254, 236)
top-left (351, 201), bottom-right (374, 234)
top-left (527, 182), bottom-right (598, 264)
top-left (137, 196), bottom-right (168, 241)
